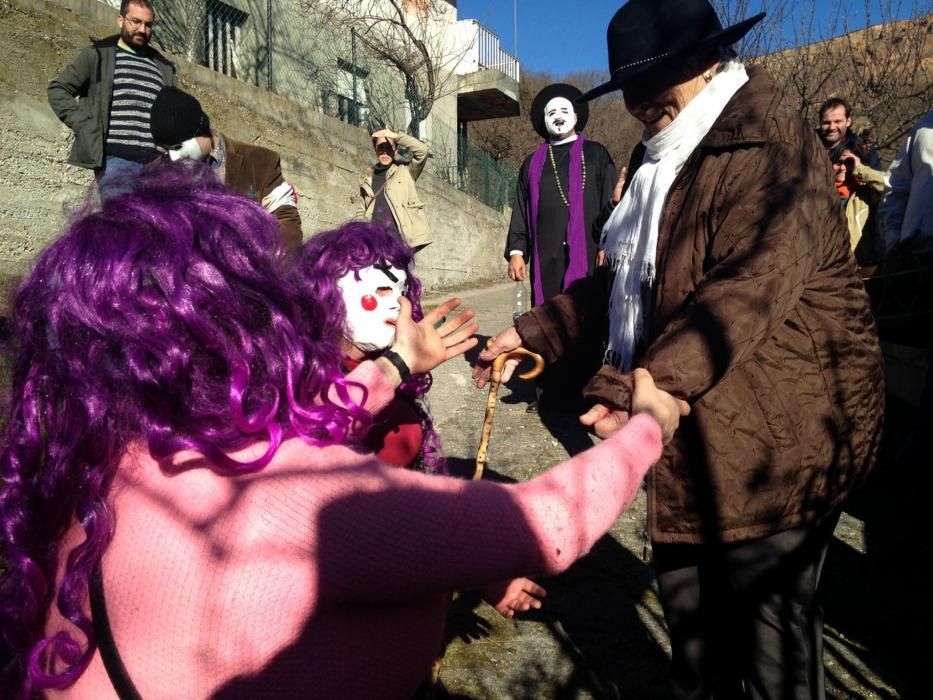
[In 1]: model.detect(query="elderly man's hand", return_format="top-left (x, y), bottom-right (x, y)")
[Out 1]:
top-left (472, 326), bottom-right (523, 388)
top-left (579, 403), bottom-right (630, 439)
top-left (580, 369), bottom-right (690, 443)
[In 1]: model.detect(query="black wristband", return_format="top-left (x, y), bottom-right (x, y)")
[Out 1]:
top-left (381, 349), bottom-right (412, 382)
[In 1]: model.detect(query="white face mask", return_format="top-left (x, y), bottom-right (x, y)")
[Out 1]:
top-left (338, 264), bottom-right (408, 353)
top-left (544, 97), bottom-right (577, 139)
top-left (168, 137), bottom-right (206, 161)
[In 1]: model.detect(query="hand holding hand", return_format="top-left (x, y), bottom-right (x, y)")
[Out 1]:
top-left (479, 577), bottom-right (547, 618)
top-left (508, 255), bottom-right (527, 281)
top-left (472, 326), bottom-right (523, 388)
top-left (389, 297), bottom-right (478, 377)
top-left (631, 368), bottom-right (690, 444)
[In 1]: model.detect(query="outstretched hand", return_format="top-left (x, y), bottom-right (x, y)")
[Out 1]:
top-left (472, 326), bottom-right (523, 388)
top-left (479, 577), bottom-right (547, 618)
top-left (391, 297), bottom-right (478, 376)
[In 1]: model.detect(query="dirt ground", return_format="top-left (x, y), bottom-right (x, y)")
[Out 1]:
top-left (422, 281), bottom-right (929, 700)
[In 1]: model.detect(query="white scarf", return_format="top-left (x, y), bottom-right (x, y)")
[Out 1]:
top-left (601, 60), bottom-right (749, 371)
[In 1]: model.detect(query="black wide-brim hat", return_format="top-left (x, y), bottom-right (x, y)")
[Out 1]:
top-left (530, 83), bottom-right (589, 140)
top-left (579, 0), bottom-right (765, 102)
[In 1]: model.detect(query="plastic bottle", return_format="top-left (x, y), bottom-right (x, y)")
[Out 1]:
top-left (512, 280), bottom-right (525, 321)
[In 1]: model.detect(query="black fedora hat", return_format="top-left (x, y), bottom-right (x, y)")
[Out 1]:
top-left (579, 0), bottom-right (765, 102)
top-left (530, 83), bottom-right (589, 140)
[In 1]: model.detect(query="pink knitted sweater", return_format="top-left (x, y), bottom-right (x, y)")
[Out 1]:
top-left (46, 361), bottom-right (662, 699)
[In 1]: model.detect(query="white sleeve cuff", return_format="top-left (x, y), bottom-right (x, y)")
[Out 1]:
top-left (262, 181), bottom-right (298, 213)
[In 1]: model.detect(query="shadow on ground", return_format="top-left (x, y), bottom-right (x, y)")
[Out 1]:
top-left (440, 462), bottom-right (671, 698)
top-left (821, 391), bottom-right (931, 698)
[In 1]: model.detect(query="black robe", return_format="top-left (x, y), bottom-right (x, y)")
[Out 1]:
top-left (505, 139), bottom-right (616, 304)
top-left (505, 138), bottom-right (616, 409)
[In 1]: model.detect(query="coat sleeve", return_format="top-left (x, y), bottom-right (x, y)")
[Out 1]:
top-left (505, 160), bottom-right (531, 260)
top-left (258, 154), bottom-right (303, 252)
top-left (586, 141), bottom-right (826, 412)
top-left (396, 133), bottom-right (428, 181)
top-left (514, 268), bottom-right (611, 362)
top-left (48, 48), bottom-right (93, 129)
top-left (316, 413), bottom-right (662, 601)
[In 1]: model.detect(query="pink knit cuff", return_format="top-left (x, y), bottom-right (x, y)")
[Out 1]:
top-left (619, 412), bottom-right (663, 465)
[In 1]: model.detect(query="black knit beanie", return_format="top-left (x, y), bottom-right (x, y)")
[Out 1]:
top-left (150, 86), bottom-right (212, 147)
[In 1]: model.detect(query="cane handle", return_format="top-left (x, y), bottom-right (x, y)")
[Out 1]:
top-left (488, 342), bottom-right (545, 381)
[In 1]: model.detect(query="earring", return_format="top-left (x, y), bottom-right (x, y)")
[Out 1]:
top-left (702, 70), bottom-right (714, 83)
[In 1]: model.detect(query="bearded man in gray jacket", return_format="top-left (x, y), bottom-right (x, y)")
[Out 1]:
top-left (47, 0), bottom-right (176, 198)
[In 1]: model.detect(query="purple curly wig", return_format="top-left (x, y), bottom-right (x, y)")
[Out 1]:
top-left (0, 163), bottom-right (369, 696)
top-left (290, 223), bottom-right (445, 474)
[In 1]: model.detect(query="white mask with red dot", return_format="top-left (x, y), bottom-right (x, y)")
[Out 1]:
top-left (338, 263), bottom-right (408, 353)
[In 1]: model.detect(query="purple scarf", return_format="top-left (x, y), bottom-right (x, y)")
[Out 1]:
top-left (526, 134), bottom-right (588, 305)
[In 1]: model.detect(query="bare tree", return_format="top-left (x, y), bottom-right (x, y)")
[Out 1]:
top-left (298, 0), bottom-right (471, 135)
top-left (716, 0), bottom-right (932, 158)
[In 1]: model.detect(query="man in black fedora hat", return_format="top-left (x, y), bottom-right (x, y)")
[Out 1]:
top-left (478, 1), bottom-right (883, 697)
top-left (505, 82), bottom-right (621, 413)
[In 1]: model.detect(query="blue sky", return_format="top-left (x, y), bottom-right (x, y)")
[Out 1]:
top-left (457, 0), bottom-right (927, 75)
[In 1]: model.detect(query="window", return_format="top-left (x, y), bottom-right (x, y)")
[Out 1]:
top-left (331, 59), bottom-right (369, 127)
top-left (205, 0), bottom-right (247, 78)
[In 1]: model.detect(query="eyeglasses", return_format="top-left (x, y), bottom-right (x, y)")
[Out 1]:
top-left (123, 16), bottom-right (155, 30)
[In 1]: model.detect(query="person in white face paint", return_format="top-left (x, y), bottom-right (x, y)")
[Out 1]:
top-left (505, 83), bottom-right (623, 413)
top-left (149, 86), bottom-right (303, 251)
top-left (291, 223), bottom-right (548, 630)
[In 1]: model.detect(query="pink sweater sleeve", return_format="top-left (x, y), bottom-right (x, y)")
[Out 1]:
top-left (316, 413), bottom-right (663, 601)
top-left (328, 359), bottom-right (397, 414)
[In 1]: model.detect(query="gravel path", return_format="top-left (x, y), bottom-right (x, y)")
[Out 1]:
top-left (421, 281), bottom-right (923, 699)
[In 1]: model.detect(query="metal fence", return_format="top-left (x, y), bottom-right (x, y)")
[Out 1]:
top-left (130, 0), bottom-right (519, 212)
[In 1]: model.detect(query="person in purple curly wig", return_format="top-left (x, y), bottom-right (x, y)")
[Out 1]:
top-left (0, 163), bottom-right (481, 697)
top-left (0, 162), bottom-right (683, 698)
top-left (290, 223), bottom-right (445, 474)
top-left (290, 223), bottom-right (552, 623)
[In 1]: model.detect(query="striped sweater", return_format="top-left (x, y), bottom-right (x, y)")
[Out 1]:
top-left (105, 46), bottom-right (164, 162)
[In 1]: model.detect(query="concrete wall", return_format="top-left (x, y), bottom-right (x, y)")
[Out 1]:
top-left (0, 0), bottom-right (511, 312)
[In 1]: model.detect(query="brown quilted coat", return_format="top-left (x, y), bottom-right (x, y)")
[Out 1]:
top-left (516, 67), bottom-right (884, 545)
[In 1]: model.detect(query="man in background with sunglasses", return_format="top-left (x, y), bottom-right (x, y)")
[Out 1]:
top-left (48, 0), bottom-right (176, 199)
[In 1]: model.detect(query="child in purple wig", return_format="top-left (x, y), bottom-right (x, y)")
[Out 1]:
top-left (290, 224), bottom-right (550, 621)
top-left (290, 223), bottom-right (444, 473)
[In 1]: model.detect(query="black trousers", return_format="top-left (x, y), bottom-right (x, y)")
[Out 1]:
top-left (653, 512), bottom-right (840, 700)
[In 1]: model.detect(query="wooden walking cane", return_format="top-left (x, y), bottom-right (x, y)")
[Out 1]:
top-left (474, 340), bottom-right (545, 480)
